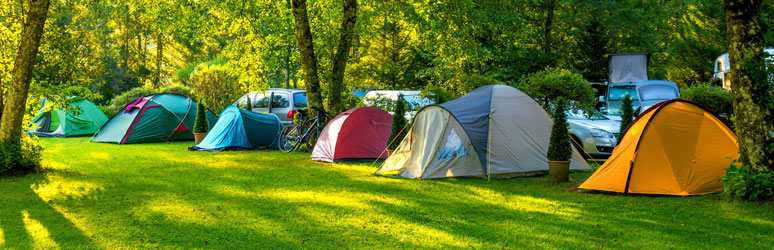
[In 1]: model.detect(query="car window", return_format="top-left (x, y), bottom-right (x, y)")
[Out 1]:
top-left (272, 93), bottom-right (290, 108)
top-left (608, 86), bottom-right (638, 101)
top-left (638, 85), bottom-right (678, 101)
top-left (293, 92), bottom-right (307, 108)
top-left (254, 93), bottom-right (270, 108)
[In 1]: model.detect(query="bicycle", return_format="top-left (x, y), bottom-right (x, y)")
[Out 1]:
top-left (279, 106), bottom-right (329, 152)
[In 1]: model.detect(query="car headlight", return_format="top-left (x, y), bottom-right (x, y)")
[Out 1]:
top-left (591, 128), bottom-right (614, 138)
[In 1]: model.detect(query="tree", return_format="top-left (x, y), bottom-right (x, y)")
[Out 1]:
top-left (189, 64), bottom-right (243, 114)
top-left (389, 94), bottom-right (408, 150)
top-left (0, 0), bottom-right (51, 140)
top-left (290, 0), bottom-right (323, 115)
top-left (547, 100), bottom-right (571, 161)
top-left (618, 94), bottom-right (634, 142)
top-left (518, 67), bottom-right (597, 116)
top-left (724, 0), bottom-right (774, 172)
top-left (327, 0), bottom-right (357, 115)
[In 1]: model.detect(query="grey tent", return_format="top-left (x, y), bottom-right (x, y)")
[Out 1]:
top-left (608, 53), bottom-right (649, 83)
top-left (375, 85), bottom-right (591, 179)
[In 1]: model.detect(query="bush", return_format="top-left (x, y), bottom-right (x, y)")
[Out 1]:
top-left (108, 84), bottom-right (193, 113)
top-left (618, 94), bottom-right (634, 142)
top-left (389, 95), bottom-right (409, 150)
top-left (547, 101), bottom-right (572, 161)
top-left (190, 64), bottom-right (243, 114)
top-left (0, 137), bottom-right (44, 176)
top-left (362, 93), bottom-right (397, 112)
top-left (681, 83), bottom-right (733, 116)
top-left (193, 102), bottom-right (209, 133)
top-left (518, 67), bottom-right (596, 116)
top-left (722, 159), bottom-right (774, 201)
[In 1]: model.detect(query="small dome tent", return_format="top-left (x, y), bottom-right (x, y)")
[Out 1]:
top-left (191, 106), bottom-right (281, 151)
top-left (375, 85), bottom-right (590, 179)
top-left (92, 94), bottom-right (217, 144)
top-left (29, 98), bottom-right (108, 137)
top-left (311, 107), bottom-right (392, 162)
top-left (579, 99), bottom-right (739, 196)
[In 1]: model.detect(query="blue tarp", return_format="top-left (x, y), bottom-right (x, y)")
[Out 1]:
top-left (439, 85), bottom-right (494, 169)
top-left (191, 106), bottom-right (281, 151)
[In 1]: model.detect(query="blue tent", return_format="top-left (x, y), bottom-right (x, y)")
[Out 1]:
top-left (191, 106), bottom-right (281, 151)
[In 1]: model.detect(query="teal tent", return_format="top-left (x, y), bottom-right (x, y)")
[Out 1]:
top-left (92, 94), bottom-right (217, 144)
top-left (190, 106), bottom-right (281, 151)
top-left (29, 98), bottom-right (108, 137)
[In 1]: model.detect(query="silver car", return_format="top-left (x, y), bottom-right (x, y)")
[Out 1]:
top-left (567, 109), bottom-right (620, 158)
top-left (235, 88), bottom-right (307, 126)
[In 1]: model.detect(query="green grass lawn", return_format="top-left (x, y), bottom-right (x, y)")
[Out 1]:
top-left (1, 138), bottom-right (772, 249)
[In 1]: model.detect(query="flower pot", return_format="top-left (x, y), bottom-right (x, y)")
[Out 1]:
top-left (194, 133), bottom-right (207, 144)
top-left (548, 160), bottom-right (570, 183)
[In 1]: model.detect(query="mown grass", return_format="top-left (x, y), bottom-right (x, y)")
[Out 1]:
top-left (1, 138), bottom-right (772, 249)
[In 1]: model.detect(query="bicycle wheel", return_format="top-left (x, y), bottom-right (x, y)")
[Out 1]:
top-left (305, 126), bottom-right (319, 153)
top-left (279, 125), bottom-right (302, 152)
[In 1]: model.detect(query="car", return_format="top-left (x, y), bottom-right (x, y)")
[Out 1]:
top-left (234, 88), bottom-right (307, 126)
top-left (362, 90), bottom-right (435, 122)
top-left (567, 109), bottom-right (620, 158)
top-left (633, 80), bottom-right (679, 116)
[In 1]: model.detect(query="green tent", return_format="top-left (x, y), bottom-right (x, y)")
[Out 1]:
top-left (92, 94), bottom-right (217, 144)
top-left (29, 98), bottom-right (109, 137)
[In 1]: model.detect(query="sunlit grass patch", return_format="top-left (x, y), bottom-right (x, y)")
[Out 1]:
top-left (0, 138), bottom-right (772, 249)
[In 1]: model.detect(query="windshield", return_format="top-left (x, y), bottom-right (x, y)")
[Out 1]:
top-left (566, 109), bottom-right (609, 121)
top-left (638, 85), bottom-right (678, 101)
top-left (608, 86), bottom-right (638, 101)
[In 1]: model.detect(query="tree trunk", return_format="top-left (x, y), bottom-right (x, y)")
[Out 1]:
top-left (724, 0), bottom-right (774, 172)
top-left (0, 0), bottom-right (50, 140)
top-left (156, 33), bottom-right (163, 87)
top-left (327, 0), bottom-right (357, 115)
top-left (291, 0), bottom-right (323, 114)
top-left (543, 0), bottom-right (556, 56)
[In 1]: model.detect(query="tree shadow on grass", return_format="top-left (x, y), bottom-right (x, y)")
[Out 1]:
top-left (0, 173), bottom-right (98, 250)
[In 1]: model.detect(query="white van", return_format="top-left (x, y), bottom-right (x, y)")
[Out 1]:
top-left (362, 90), bottom-right (434, 122)
top-left (714, 48), bottom-right (774, 90)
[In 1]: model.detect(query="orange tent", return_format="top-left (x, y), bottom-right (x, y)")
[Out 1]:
top-left (579, 99), bottom-right (739, 196)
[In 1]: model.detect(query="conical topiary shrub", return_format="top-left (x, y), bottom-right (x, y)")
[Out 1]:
top-left (547, 100), bottom-right (572, 182)
top-left (193, 102), bottom-right (209, 144)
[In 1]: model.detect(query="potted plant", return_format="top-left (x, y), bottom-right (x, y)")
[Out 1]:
top-left (547, 99), bottom-right (572, 183)
top-left (193, 102), bottom-right (209, 144)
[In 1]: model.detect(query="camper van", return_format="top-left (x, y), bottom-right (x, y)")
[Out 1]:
top-left (714, 47), bottom-right (774, 90)
top-left (599, 54), bottom-right (649, 119)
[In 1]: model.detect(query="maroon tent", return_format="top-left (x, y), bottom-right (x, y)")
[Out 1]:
top-left (311, 107), bottom-right (392, 162)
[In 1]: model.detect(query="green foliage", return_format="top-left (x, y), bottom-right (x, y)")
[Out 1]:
top-left (362, 93), bottom-right (398, 112)
top-left (193, 102), bottom-right (209, 134)
top-left (293, 107), bottom-right (309, 125)
top-left (190, 64), bottom-right (243, 114)
top-left (106, 85), bottom-right (193, 116)
top-left (722, 158), bottom-right (774, 201)
top-left (681, 83), bottom-right (734, 116)
top-left (0, 137), bottom-right (44, 176)
top-left (519, 68), bottom-right (596, 116)
top-left (618, 94), bottom-right (634, 142)
top-left (389, 94), bottom-right (409, 150)
top-left (547, 101), bottom-right (572, 162)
